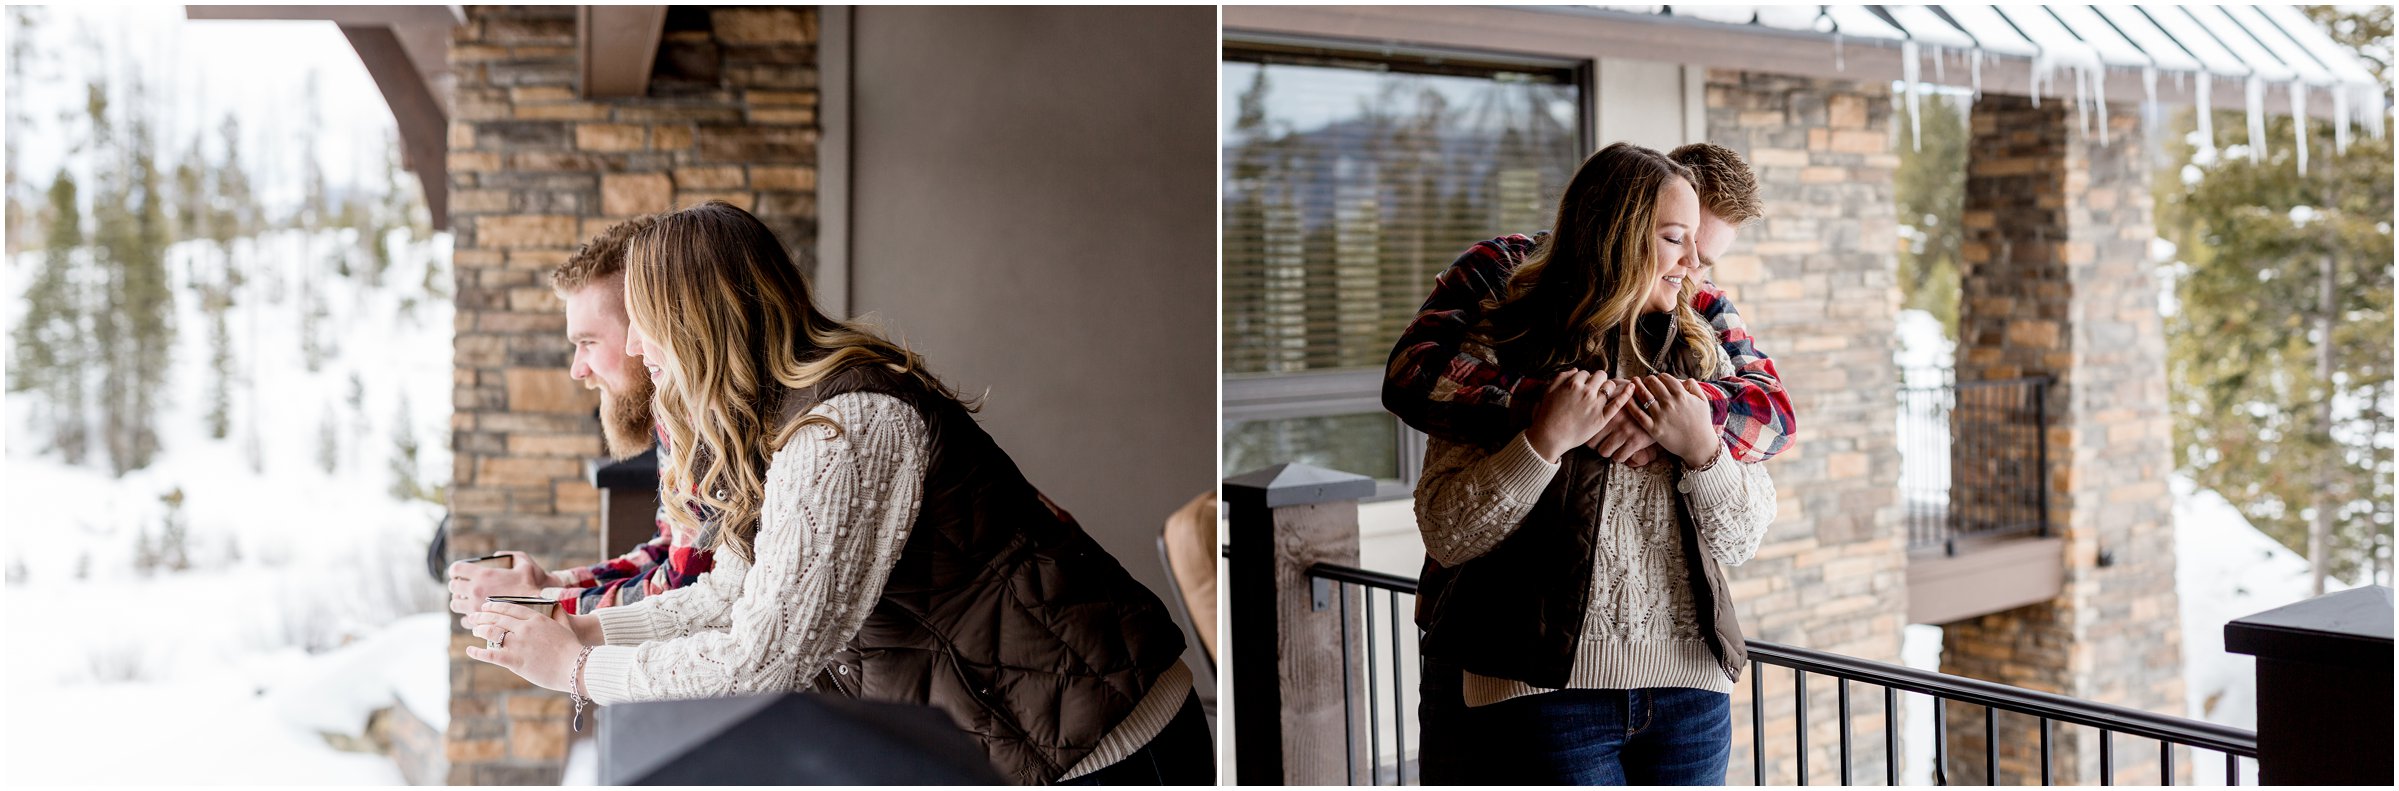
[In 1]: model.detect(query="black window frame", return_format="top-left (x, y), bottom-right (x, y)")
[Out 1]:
top-left (1219, 35), bottom-right (1594, 501)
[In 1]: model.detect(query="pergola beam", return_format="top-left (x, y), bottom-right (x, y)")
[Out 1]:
top-left (578, 6), bottom-right (667, 99)
top-left (341, 24), bottom-right (450, 229)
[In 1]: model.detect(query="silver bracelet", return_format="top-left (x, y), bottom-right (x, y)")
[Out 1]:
top-left (570, 646), bottom-right (596, 732)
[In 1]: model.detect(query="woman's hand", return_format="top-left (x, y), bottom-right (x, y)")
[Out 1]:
top-left (447, 551), bottom-right (551, 616)
top-left (464, 601), bottom-right (584, 693)
top-left (1626, 375), bottom-right (1720, 466)
top-left (1526, 370), bottom-right (1639, 463)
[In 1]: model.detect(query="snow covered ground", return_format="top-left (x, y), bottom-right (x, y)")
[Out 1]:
top-left (4, 228), bottom-right (454, 784)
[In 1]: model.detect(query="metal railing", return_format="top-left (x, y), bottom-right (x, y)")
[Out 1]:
top-left (1898, 375), bottom-right (2052, 555)
top-left (1311, 563), bottom-right (1423, 785)
top-left (1304, 561), bottom-right (2257, 786)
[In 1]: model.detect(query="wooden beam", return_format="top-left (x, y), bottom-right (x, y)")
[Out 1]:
top-left (578, 6), bottom-right (667, 99)
top-left (184, 5), bottom-right (463, 28)
top-left (340, 24), bottom-right (450, 230)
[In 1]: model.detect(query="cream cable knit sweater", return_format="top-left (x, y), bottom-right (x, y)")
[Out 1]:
top-left (579, 392), bottom-right (1186, 779)
top-left (1415, 431), bottom-right (1776, 706)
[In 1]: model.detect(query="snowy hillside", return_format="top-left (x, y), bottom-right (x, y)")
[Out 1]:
top-left (4, 227), bottom-right (455, 785)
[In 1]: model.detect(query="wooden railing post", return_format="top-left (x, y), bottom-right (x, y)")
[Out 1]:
top-left (2225, 585), bottom-right (2393, 786)
top-left (1224, 463), bottom-right (1373, 786)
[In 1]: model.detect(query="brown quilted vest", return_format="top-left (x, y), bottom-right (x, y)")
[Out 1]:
top-left (1416, 448), bottom-right (1747, 689)
top-left (780, 365), bottom-right (1187, 784)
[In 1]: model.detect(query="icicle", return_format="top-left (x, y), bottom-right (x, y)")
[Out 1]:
top-left (1970, 49), bottom-right (1983, 100)
top-left (2332, 83), bottom-right (2351, 155)
top-left (2196, 72), bottom-right (2214, 153)
top-left (1903, 41), bottom-right (1922, 152)
top-left (1933, 45), bottom-right (1947, 83)
top-left (2094, 67), bottom-right (2109, 146)
top-left (2364, 83), bottom-right (2386, 140)
top-left (1833, 32), bottom-right (1845, 72)
top-left (2029, 55), bottom-right (2043, 108)
top-left (2073, 65), bottom-right (2089, 139)
top-left (2245, 76), bottom-right (2266, 162)
top-left (2290, 82), bottom-right (2308, 177)
top-left (2142, 66), bottom-right (2159, 133)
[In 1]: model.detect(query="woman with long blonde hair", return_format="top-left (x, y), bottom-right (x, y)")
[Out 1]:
top-left (1412, 143), bottom-right (1778, 784)
top-left (464, 202), bottom-right (1209, 785)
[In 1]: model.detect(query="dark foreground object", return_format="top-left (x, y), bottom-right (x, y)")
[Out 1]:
top-left (2226, 585), bottom-right (2393, 787)
top-left (598, 692), bottom-right (1004, 785)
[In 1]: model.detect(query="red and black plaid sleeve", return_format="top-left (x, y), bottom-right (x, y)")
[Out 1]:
top-left (1381, 234), bottom-right (1554, 448)
top-left (1381, 233), bottom-right (1797, 462)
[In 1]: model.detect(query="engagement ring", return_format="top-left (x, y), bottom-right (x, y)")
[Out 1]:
top-left (488, 632), bottom-right (505, 649)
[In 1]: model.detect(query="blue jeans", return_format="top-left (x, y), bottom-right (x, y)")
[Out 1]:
top-left (1460, 686), bottom-right (1731, 785)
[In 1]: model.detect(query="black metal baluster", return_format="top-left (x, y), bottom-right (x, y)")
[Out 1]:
top-left (1364, 592), bottom-right (1381, 786)
top-left (2225, 752), bottom-right (2237, 785)
top-left (1389, 591), bottom-right (1406, 786)
top-left (1796, 669), bottom-right (1808, 785)
top-left (2099, 728), bottom-right (2113, 786)
top-left (1838, 679), bottom-right (1852, 785)
top-left (1339, 582), bottom-right (1356, 786)
top-left (1934, 699), bottom-right (1947, 786)
top-left (2160, 740), bottom-right (2173, 785)
top-left (1884, 687), bottom-right (1898, 786)
top-left (1753, 664), bottom-right (1766, 785)
top-left (1985, 706), bottom-right (1998, 785)
top-left (2039, 717), bottom-right (2052, 785)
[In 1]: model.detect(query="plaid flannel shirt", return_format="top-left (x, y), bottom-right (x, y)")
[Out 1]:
top-left (540, 426), bottom-right (717, 614)
top-left (1381, 232), bottom-right (1796, 462)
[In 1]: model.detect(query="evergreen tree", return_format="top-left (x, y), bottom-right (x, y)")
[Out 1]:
top-left (316, 406), bottom-right (340, 475)
top-left (388, 392), bottom-right (423, 502)
top-left (11, 170), bottom-right (92, 463)
top-left (93, 74), bottom-right (177, 476)
top-left (202, 114), bottom-right (253, 440)
top-left (4, 8), bottom-right (38, 257)
top-left (158, 488), bottom-right (190, 572)
top-left (2159, 6), bottom-right (2394, 588)
top-left (1893, 91), bottom-right (1969, 341)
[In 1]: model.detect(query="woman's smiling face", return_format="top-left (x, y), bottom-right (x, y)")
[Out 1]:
top-left (1644, 176), bottom-right (1702, 315)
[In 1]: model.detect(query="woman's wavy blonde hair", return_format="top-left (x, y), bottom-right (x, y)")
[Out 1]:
top-left (622, 201), bottom-right (965, 563)
top-left (1482, 142), bottom-right (1728, 379)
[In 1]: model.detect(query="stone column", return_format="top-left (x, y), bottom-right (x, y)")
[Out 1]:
top-left (444, 5), bottom-right (820, 784)
top-left (1942, 94), bottom-right (2184, 786)
top-left (1704, 70), bottom-right (1909, 785)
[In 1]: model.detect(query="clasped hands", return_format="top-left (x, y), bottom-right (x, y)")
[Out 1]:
top-left (1524, 370), bottom-right (1719, 468)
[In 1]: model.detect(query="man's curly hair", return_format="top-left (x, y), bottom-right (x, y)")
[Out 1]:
top-left (1669, 143), bottom-right (1762, 227)
top-left (550, 214), bottom-right (662, 295)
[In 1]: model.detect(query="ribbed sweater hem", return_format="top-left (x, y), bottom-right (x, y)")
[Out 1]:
top-left (1461, 637), bottom-right (1731, 707)
top-left (582, 645), bottom-right (641, 706)
top-left (595, 601), bottom-right (671, 645)
top-left (1057, 660), bottom-right (1194, 781)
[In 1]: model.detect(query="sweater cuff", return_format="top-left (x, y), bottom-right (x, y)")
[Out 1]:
top-left (1491, 432), bottom-right (1563, 501)
top-left (1677, 446), bottom-right (1749, 508)
top-left (582, 645), bottom-right (640, 706)
top-left (596, 603), bottom-right (666, 646)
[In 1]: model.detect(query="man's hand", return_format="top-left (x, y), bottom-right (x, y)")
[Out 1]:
top-left (447, 551), bottom-right (551, 616)
top-left (1588, 419), bottom-right (1660, 465)
top-left (1526, 370), bottom-right (1639, 463)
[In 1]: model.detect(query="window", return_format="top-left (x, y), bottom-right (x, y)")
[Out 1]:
top-left (1221, 42), bottom-right (1587, 491)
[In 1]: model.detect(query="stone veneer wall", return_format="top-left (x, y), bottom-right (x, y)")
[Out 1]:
top-left (1943, 94), bottom-right (2185, 786)
top-left (1703, 70), bottom-right (1910, 785)
top-left (442, 5), bottom-right (819, 783)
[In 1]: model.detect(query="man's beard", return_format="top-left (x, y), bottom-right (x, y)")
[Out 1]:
top-left (598, 373), bottom-right (658, 460)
